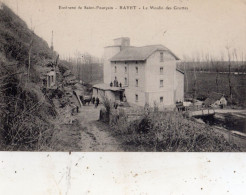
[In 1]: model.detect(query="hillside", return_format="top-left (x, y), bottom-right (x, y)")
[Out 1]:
top-left (0, 3), bottom-right (53, 64)
top-left (0, 3), bottom-right (82, 150)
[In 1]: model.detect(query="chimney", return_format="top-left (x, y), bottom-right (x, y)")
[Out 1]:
top-left (113, 37), bottom-right (130, 47)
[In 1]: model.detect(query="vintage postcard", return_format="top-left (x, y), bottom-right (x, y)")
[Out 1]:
top-left (0, 0), bottom-right (246, 194)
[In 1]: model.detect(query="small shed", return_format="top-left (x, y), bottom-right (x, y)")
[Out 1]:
top-left (204, 92), bottom-right (227, 108)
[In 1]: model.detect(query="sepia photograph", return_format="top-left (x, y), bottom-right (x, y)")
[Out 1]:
top-left (1, 0), bottom-right (246, 194)
top-left (0, 0), bottom-right (246, 152)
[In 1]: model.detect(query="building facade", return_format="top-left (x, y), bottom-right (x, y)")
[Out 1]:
top-left (204, 92), bottom-right (227, 108)
top-left (93, 37), bottom-right (184, 108)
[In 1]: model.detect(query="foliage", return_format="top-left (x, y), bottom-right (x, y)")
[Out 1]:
top-left (101, 95), bottom-right (112, 116)
top-left (0, 4), bottom-right (53, 66)
top-left (111, 110), bottom-right (240, 152)
top-left (0, 64), bottom-right (57, 150)
top-left (59, 60), bottom-right (71, 75)
top-left (0, 4), bottom-right (57, 150)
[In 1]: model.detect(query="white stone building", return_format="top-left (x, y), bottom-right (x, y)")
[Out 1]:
top-left (93, 37), bottom-right (184, 108)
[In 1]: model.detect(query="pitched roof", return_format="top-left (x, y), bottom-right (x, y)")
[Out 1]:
top-left (110, 45), bottom-right (180, 61)
top-left (204, 92), bottom-right (225, 106)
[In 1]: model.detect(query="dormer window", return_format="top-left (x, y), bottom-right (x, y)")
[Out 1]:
top-left (160, 52), bottom-right (164, 62)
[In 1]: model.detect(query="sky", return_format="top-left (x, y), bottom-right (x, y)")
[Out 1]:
top-left (2, 0), bottom-right (246, 60)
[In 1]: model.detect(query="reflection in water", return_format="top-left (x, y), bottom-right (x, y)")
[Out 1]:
top-left (195, 113), bottom-right (246, 133)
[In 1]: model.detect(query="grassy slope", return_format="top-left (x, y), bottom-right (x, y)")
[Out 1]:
top-left (109, 108), bottom-right (241, 152)
top-left (0, 4), bottom-right (53, 65)
top-left (0, 4), bottom-right (57, 150)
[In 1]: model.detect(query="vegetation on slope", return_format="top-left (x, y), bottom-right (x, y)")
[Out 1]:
top-left (0, 4), bottom-right (53, 65)
top-left (109, 106), bottom-right (240, 152)
top-left (0, 4), bottom-right (63, 150)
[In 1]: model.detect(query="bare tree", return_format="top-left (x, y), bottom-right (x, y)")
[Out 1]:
top-left (226, 46), bottom-right (233, 101)
top-left (210, 55), bottom-right (220, 93)
top-left (182, 55), bottom-right (189, 94)
top-left (81, 52), bottom-right (93, 83)
top-left (74, 50), bottom-right (82, 80)
top-left (192, 54), bottom-right (198, 100)
top-left (241, 52), bottom-right (245, 73)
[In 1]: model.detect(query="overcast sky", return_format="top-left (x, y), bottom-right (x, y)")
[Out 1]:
top-left (3, 0), bottom-right (246, 60)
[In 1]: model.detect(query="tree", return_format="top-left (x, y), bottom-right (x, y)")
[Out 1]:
top-left (182, 55), bottom-right (189, 95)
top-left (210, 55), bottom-right (220, 93)
top-left (191, 54), bottom-right (200, 100)
top-left (226, 46), bottom-right (233, 101)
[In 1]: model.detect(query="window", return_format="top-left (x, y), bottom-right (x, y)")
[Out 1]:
top-left (114, 66), bottom-right (117, 73)
top-left (136, 79), bottom-right (138, 87)
top-left (51, 75), bottom-right (54, 82)
top-left (124, 77), bottom-right (127, 85)
top-left (125, 66), bottom-right (127, 73)
top-left (160, 97), bottom-right (163, 103)
top-left (136, 66), bottom-right (138, 74)
top-left (160, 52), bottom-right (164, 62)
top-left (135, 94), bottom-right (138, 102)
top-left (160, 80), bottom-right (163, 87)
top-left (160, 67), bottom-right (163, 75)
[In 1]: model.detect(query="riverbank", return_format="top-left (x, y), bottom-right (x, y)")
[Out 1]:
top-left (194, 108), bottom-right (246, 151)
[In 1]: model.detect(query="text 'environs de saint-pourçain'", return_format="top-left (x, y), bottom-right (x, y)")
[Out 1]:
top-left (58, 5), bottom-right (188, 11)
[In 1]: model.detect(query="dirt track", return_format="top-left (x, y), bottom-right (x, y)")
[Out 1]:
top-left (76, 104), bottom-right (123, 151)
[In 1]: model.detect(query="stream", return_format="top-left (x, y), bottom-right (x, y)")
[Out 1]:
top-left (195, 113), bottom-right (246, 133)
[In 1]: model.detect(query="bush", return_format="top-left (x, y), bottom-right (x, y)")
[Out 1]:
top-left (111, 110), bottom-right (240, 152)
top-left (0, 64), bottom-right (56, 150)
top-left (100, 95), bottom-right (112, 122)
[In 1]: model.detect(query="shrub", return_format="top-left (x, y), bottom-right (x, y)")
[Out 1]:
top-left (100, 95), bottom-right (112, 122)
top-left (111, 110), bottom-right (240, 152)
top-left (0, 64), bottom-right (56, 150)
